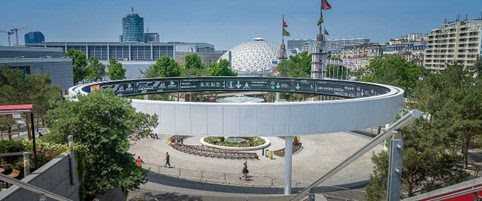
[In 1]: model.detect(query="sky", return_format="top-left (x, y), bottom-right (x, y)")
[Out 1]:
top-left (1, 0), bottom-right (482, 50)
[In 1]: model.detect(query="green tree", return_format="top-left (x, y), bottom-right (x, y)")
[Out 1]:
top-left (66, 49), bottom-right (88, 84)
top-left (184, 53), bottom-right (203, 70)
top-left (0, 68), bottom-right (61, 124)
top-left (144, 56), bottom-right (181, 78)
top-left (0, 115), bottom-right (15, 140)
top-left (277, 52), bottom-right (311, 77)
top-left (208, 59), bottom-right (237, 76)
top-left (366, 64), bottom-right (482, 200)
top-left (107, 59), bottom-right (126, 80)
top-left (359, 55), bottom-right (423, 97)
top-left (46, 91), bottom-right (158, 199)
top-left (85, 57), bottom-right (105, 81)
top-left (183, 54), bottom-right (209, 76)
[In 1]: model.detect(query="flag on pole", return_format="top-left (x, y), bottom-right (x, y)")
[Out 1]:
top-left (283, 28), bottom-right (290, 37)
top-left (283, 18), bottom-right (288, 28)
top-left (282, 16), bottom-right (290, 36)
top-left (322, 0), bottom-right (332, 10)
top-left (317, 15), bottom-right (324, 26)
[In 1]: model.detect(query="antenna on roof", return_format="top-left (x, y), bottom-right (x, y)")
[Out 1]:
top-left (456, 14), bottom-right (460, 21)
top-left (465, 14), bottom-right (469, 21)
top-left (131, 7), bottom-right (134, 13)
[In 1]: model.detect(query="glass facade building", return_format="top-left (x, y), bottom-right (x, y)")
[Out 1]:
top-left (27, 42), bottom-right (174, 61)
top-left (121, 13), bottom-right (144, 42)
top-left (24, 31), bottom-right (45, 44)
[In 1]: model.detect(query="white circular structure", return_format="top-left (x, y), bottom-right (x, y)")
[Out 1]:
top-left (220, 38), bottom-right (277, 76)
top-left (217, 96), bottom-right (264, 103)
top-left (69, 77), bottom-right (404, 137)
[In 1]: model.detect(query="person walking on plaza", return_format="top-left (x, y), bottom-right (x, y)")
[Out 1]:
top-left (135, 156), bottom-right (143, 168)
top-left (241, 160), bottom-right (249, 181)
top-left (165, 152), bottom-right (172, 168)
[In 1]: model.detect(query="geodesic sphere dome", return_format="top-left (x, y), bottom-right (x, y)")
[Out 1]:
top-left (220, 37), bottom-right (277, 76)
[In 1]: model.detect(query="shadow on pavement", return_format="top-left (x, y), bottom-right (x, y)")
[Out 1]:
top-left (146, 170), bottom-right (368, 194)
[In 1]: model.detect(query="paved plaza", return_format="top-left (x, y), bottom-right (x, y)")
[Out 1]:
top-left (129, 132), bottom-right (382, 196)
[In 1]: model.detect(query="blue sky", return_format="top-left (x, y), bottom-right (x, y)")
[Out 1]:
top-left (1, 0), bottom-right (481, 49)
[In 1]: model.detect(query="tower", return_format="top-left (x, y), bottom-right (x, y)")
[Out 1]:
top-left (278, 15), bottom-right (289, 60)
top-left (311, 0), bottom-right (331, 79)
top-left (121, 7), bottom-right (144, 42)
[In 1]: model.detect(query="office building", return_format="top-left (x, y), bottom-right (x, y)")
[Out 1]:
top-left (170, 42), bottom-right (215, 53)
top-left (27, 42), bottom-right (174, 61)
top-left (144, 33), bottom-right (160, 43)
top-left (24, 32), bottom-right (45, 44)
top-left (175, 51), bottom-right (226, 65)
top-left (424, 18), bottom-right (482, 70)
top-left (27, 42), bottom-right (174, 78)
top-left (287, 38), bottom-right (370, 55)
top-left (384, 33), bottom-right (427, 66)
top-left (325, 38), bottom-right (370, 52)
top-left (332, 43), bottom-right (383, 70)
top-left (0, 46), bottom-right (73, 90)
top-left (121, 9), bottom-right (144, 42)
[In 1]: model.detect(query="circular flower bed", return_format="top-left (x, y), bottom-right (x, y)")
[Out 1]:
top-left (200, 137), bottom-right (271, 151)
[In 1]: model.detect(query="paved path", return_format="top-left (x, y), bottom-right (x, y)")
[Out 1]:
top-left (129, 132), bottom-right (382, 188)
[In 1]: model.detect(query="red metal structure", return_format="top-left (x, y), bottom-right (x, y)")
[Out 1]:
top-left (0, 104), bottom-right (37, 168)
top-left (404, 177), bottom-right (482, 201)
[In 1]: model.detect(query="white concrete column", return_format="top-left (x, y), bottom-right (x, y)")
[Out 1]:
top-left (284, 136), bottom-right (294, 195)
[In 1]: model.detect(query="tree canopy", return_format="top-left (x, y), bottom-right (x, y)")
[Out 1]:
top-left (366, 64), bottom-right (482, 200)
top-left (85, 57), bottom-right (105, 81)
top-left (208, 59), bottom-right (237, 76)
top-left (107, 59), bottom-right (126, 80)
top-left (66, 49), bottom-right (88, 84)
top-left (144, 56), bottom-right (181, 78)
top-left (184, 54), bottom-right (203, 70)
top-left (277, 52), bottom-right (311, 77)
top-left (0, 68), bottom-right (61, 121)
top-left (46, 91), bottom-right (158, 199)
top-left (359, 55), bottom-right (423, 97)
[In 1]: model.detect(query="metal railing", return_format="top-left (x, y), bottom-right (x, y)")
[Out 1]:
top-left (142, 162), bottom-right (307, 188)
top-left (290, 110), bottom-right (423, 201)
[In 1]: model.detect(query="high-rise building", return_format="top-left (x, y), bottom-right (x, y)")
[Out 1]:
top-left (24, 31), bottom-right (45, 44)
top-left (424, 18), bottom-right (482, 70)
top-left (144, 33), bottom-right (160, 43)
top-left (121, 8), bottom-right (144, 42)
top-left (384, 33), bottom-right (427, 66)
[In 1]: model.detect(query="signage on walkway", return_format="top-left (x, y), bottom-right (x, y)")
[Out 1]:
top-left (91, 77), bottom-right (389, 98)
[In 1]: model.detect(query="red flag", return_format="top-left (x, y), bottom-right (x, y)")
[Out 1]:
top-left (322, 0), bottom-right (332, 10)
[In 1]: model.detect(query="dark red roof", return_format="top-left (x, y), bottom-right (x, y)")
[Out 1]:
top-left (0, 104), bottom-right (33, 113)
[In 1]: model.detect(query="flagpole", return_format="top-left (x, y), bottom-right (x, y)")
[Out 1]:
top-left (282, 15), bottom-right (285, 45)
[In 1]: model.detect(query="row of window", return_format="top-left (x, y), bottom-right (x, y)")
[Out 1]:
top-left (48, 45), bottom-right (174, 61)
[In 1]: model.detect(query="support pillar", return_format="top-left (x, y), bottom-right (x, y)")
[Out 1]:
top-left (387, 137), bottom-right (403, 201)
top-left (284, 136), bottom-right (294, 195)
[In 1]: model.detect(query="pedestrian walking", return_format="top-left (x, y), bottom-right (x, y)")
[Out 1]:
top-left (241, 160), bottom-right (249, 181)
top-left (165, 152), bottom-right (172, 168)
top-left (135, 156), bottom-right (143, 168)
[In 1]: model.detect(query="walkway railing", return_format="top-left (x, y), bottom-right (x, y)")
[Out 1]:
top-left (142, 162), bottom-right (306, 188)
top-left (142, 162), bottom-right (368, 190)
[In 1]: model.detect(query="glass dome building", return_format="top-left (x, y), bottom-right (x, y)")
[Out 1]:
top-left (220, 37), bottom-right (278, 76)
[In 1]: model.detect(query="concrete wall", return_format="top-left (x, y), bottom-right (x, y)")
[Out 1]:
top-left (0, 153), bottom-right (79, 201)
